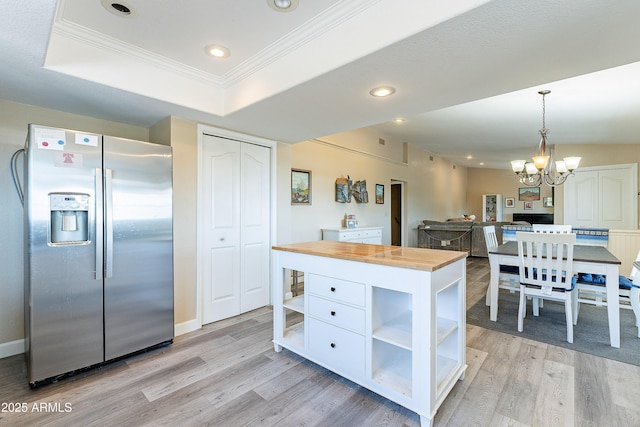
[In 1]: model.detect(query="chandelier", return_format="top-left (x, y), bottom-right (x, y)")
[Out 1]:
top-left (510, 90), bottom-right (581, 187)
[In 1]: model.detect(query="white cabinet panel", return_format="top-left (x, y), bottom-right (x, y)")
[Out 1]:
top-left (322, 226), bottom-right (383, 244)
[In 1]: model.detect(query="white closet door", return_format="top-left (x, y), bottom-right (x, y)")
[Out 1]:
top-left (202, 135), bottom-right (241, 323)
top-left (240, 143), bottom-right (271, 313)
top-left (599, 168), bottom-right (634, 229)
top-left (201, 135), bottom-right (271, 324)
top-left (564, 172), bottom-right (598, 226)
top-left (564, 164), bottom-right (637, 229)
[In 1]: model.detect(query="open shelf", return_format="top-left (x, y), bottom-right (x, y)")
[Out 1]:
top-left (372, 311), bottom-right (412, 350)
top-left (283, 321), bottom-right (304, 348)
top-left (372, 287), bottom-right (412, 351)
top-left (436, 317), bottom-right (458, 345)
top-left (283, 294), bottom-right (304, 313)
top-left (436, 355), bottom-right (458, 396)
top-left (372, 339), bottom-right (412, 397)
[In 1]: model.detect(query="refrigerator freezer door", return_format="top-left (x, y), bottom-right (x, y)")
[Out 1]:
top-left (103, 136), bottom-right (174, 360)
top-left (25, 124), bottom-right (104, 384)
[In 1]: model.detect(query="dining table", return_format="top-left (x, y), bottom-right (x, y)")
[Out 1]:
top-left (488, 241), bottom-right (622, 348)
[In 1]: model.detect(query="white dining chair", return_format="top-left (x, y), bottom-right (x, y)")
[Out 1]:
top-left (516, 231), bottom-right (578, 343)
top-left (484, 225), bottom-right (520, 305)
top-left (576, 249), bottom-right (640, 337)
top-left (532, 224), bottom-right (572, 234)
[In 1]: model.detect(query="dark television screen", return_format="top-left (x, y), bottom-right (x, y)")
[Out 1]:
top-left (512, 213), bottom-right (554, 224)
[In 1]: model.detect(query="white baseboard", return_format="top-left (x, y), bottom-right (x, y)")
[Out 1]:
top-left (174, 318), bottom-right (201, 336)
top-left (0, 339), bottom-right (25, 359)
top-left (1, 320), bottom-right (200, 360)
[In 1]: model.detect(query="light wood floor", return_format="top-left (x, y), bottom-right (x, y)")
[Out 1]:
top-left (2, 257), bottom-right (640, 426)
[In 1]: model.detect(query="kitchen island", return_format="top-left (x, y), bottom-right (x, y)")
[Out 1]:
top-left (272, 241), bottom-right (467, 426)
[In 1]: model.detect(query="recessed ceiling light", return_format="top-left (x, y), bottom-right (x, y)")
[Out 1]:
top-left (204, 45), bottom-right (231, 59)
top-left (267, 0), bottom-right (299, 12)
top-left (369, 86), bottom-right (396, 97)
top-left (394, 118), bottom-right (406, 124)
top-left (466, 155), bottom-right (473, 160)
top-left (101, 0), bottom-right (134, 17)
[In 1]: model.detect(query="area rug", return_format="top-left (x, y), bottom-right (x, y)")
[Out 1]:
top-left (467, 292), bottom-right (640, 366)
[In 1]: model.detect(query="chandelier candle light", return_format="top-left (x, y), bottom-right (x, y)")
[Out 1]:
top-left (511, 90), bottom-right (581, 187)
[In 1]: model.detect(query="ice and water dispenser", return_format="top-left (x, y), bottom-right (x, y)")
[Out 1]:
top-left (49, 193), bottom-right (90, 245)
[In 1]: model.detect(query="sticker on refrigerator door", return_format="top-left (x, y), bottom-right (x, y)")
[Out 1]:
top-left (75, 133), bottom-right (98, 147)
top-left (34, 128), bottom-right (66, 150)
top-left (53, 152), bottom-right (83, 168)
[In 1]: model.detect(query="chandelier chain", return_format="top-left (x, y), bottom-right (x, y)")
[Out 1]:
top-left (541, 92), bottom-right (546, 130)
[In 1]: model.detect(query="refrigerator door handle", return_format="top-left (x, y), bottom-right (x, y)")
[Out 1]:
top-left (95, 168), bottom-right (104, 280)
top-left (105, 168), bottom-right (114, 278)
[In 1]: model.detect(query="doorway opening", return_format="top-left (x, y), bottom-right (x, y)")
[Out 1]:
top-left (390, 180), bottom-right (404, 246)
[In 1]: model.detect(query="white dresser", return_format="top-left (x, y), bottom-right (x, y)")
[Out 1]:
top-left (272, 241), bottom-right (467, 427)
top-left (322, 226), bottom-right (382, 244)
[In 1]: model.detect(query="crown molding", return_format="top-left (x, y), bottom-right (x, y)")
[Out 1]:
top-left (50, 19), bottom-right (224, 86)
top-left (223, 0), bottom-right (384, 85)
top-left (51, 0), bottom-right (382, 90)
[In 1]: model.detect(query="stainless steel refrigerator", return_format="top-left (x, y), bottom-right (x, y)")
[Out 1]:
top-left (23, 124), bottom-right (174, 386)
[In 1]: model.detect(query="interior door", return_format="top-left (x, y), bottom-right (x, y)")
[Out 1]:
top-left (201, 135), bottom-right (271, 324)
top-left (391, 182), bottom-right (402, 245)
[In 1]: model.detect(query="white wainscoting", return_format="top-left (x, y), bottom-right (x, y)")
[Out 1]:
top-left (607, 229), bottom-right (640, 276)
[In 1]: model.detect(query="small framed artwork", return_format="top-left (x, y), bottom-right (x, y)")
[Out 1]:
top-left (524, 201), bottom-right (533, 210)
top-left (505, 197), bottom-right (515, 208)
top-left (519, 187), bottom-right (540, 201)
top-left (291, 169), bottom-right (311, 205)
top-left (375, 184), bottom-right (384, 204)
top-left (543, 197), bottom-right (553, 207)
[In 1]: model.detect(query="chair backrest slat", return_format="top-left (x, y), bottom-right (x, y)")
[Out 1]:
top-left (483, 225), bottom-right (499, 251)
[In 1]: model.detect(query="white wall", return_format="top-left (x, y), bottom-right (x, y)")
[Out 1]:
top-left (288, 129), bottom-right (468, 247)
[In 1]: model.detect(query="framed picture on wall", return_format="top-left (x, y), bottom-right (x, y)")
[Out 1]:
top-left (375, 184), bottom-right (384, 204)
top-left (505, 197), bottom-right (515, 208)
top-left (543, 197), bottom-right (553, 207)
top-left (291, 169), bottom-right (311, 205)
top-left (524, 201), bottom-right (533, 210)
top-left (518, 187), bottom-right (540, 201)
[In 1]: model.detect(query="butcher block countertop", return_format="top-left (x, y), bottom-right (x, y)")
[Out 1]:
top-left (272, 240), bottom-right (467, 272)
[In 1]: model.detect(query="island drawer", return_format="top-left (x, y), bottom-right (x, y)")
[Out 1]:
top-left (308, 295), bottom-right (365, 333)
top-left (307, 274), bottom-right (365, 306)
top-left (307, 318), bottom-right (365, 378)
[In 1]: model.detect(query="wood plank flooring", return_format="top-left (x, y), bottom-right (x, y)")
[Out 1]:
top-left (2, 257), bottom-right (640, 426)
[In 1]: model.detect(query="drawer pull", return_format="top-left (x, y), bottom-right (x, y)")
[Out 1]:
top-left (330, 311), bottom-right (336, 316)
top-left (330, 343), bottom-right (336, 348)
top-left (330, 287), bottom-right (336, 292)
